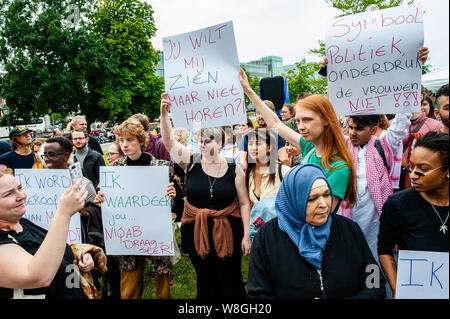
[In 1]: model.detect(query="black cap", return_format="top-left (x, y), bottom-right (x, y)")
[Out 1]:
top-left (9, 126), bottom-right (34, 139)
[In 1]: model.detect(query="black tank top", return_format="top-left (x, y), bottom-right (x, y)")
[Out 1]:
top-left (185, 155), bottom-right (237, 210)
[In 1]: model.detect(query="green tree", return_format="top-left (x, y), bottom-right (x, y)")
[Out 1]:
top-left (0, 0), bottom-right (112, 125)
top-left (324, 0), bottom-right (410, 16)
top-left (90, 0), bottom-right (163, 122)
top-left (282, 59), bottom-right (328, 100)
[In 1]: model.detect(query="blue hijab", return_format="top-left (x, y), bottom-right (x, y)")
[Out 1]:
top-left (276, 163), bottom-right (333, 269)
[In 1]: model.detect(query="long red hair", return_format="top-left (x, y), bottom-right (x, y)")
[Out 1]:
top-left (297, 95), bottom-right (356, 207)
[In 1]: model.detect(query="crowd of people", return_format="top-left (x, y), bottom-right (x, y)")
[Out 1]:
top-left (0, 47), bottom-right (448, 299)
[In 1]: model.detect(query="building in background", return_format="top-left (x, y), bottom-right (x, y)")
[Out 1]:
top-left (155, 53), bottom-right (296, 80)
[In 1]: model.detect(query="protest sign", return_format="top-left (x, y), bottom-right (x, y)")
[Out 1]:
top-left (396, 250), bottom-right (449, 299)
top-left (15, 169), bottom-right (81, 244)
top-left (325, 3), bottom-right (424, 115)
top-left (163, 21), bottom-right (246, 130)
top-left (100, 166), bottom-right (174, 256)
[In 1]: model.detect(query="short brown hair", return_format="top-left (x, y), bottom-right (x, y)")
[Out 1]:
top-left (263, 100), bottom-right (275, 112)
top-left (114, 120), bottom-right (149, 151)
top-left (72, 128), bottom-right (88, 137)
top-left (32, 137), bottom-right (47, 149)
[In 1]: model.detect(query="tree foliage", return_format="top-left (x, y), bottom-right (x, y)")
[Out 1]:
top-left (282, 59), bottom-right (328, 100)
top-left (0, 0), bottom-right (112, 125)
top-left (89, 0), bottom-right (163, 122)
top-left (0, 0), bottom-right (163, 126)
top-left (324, 0), bottom-right (411, 16)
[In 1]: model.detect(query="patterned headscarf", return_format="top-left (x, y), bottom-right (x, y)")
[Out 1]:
top-left (276, 164), bottom-right (333, 269)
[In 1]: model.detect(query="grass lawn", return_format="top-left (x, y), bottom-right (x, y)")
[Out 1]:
top-left (142, 227), bottom-right (250, 299)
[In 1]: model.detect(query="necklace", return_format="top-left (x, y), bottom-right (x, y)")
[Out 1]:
top-left (205, 161), bottom-right (221, 198)
top-left (429, 203), bottom-right (449, 234)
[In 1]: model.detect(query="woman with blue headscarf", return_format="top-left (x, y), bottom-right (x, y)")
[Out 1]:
top-left (247, 164), bottom-right (386, 299)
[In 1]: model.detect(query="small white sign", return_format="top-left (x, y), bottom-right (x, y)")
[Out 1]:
top-left (100, 166), bottom-right (173, 256)
top-left (163, 21), bottom-right (246, 130)
top-left (15, 169), bottom-right (81, 244)
top-left (325, 3), bottom-right (424, 115)
top-left (396, 250), bottom-right (449, 299)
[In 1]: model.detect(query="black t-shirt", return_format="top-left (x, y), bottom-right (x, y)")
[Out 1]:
top-left (181, 155), bottom-right (243, 255)
top-left (0, 151), bottom-right (34, 169)
top-left (378, 188), bottom-right (449, 255)
top-left (0, 218), bottom-right (86, 299)
top-left (125, 152), bottom-right (152, 166)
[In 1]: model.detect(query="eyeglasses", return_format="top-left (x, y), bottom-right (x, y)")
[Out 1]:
top-left (404, 164), bottom-right (445, 177)
top-left (107, 152), bottom-right (119, 157)
top-left (72, 137), bottom-right (86, 141)
top-left (40, 152), bottom-right (66, 159)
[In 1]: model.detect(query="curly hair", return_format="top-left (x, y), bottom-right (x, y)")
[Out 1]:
top-left (114, 120), bottom-right (149, 151)
top-left (414, 131), bottom-right (449, 170)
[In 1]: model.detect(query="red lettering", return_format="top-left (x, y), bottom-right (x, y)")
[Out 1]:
top-left (132, 226), bottom-right (142, 238)
top-left (214, 24), bottom-right (227, 40)
top-left (375, 46), bottom-right (386, 57)
top-left (331, 19), bottom-right (350, 38)
top-left (213, 106), bottom-right (223, 118)
top-left (220, 88), bottom-right (230, 98)
top-left (191, 91), bottom-right (201, 102)
top-left (382, 14), bottom-right (394, 27)
top-left (203, 108), bottom-right (212, 121)
top-left (391, 37), bottom-right (403, 55)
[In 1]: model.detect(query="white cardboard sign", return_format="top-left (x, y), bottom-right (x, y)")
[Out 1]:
top-left (163, 21), bottom-right (246, 130)
top-left (325, 3), bottom-right (424, 115)
top-left (100, 166), bottom-right (173, 256)
top-left (396, 250), bottom-right (449, 299)
top-left (15, 169), bottom-right (82, 244)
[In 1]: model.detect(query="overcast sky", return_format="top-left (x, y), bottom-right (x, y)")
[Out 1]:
top-left (148, 0), bottom-right (449, 71)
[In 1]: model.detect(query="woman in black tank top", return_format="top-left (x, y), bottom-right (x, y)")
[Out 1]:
top-left (160, 93), bottom-right (252, 299)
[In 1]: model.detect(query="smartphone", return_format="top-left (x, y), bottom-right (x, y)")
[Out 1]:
top-left (69, 162), bottom-right (83, 186)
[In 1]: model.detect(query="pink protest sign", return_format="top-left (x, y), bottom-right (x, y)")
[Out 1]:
top-left (325, 4), bottom-right (424, 115)
top-left (163, 21), bottom-right (246, 130)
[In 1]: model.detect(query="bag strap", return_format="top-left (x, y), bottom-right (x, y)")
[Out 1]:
top-left (374, 139), bottom-right (389, 172)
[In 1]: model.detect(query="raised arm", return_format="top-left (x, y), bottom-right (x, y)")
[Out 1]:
top-left (0, 179), bottom-right (87, 289)
top-left (160, 92), bottom-right (192, 170)
top-left (239, 69), bottom-right (301, 148)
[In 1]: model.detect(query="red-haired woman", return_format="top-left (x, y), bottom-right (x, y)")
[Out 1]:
top-left (239, 70), bottom-right (356, 212)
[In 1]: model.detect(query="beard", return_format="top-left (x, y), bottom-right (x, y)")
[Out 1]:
top-left (441, 115), bottom-right (449, 128)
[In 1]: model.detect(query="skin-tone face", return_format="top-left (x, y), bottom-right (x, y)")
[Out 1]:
top-left (198, 136), bottom-right (221, 158)
top-left (15, 132), bottom-right (32, 146)
top-left (0, 175), bottom-right (27, 225)
top-left (72, 131), bottom-right (88, 150)
top-left (73, 119), bottom-right (88, 130)
top-left (436, 95), bottom-right (449, 128)
top-left (257, 112), bottom-right (267, 127)
top-left (285, 140), bottom-right (301, 158)
top-left (421, 100), bottom-right (431, 115)
top-left (248, 136), bottom-right (270, 164)
top-left (33, 145), bottom-right (41, 162)
top-left (42, 143), bottom-right (70, 169)
top-left (305, 180), bottom-right (332, 227)
top-left (347, 119), bottom-right (377, 147)
top-left (295, 106), bottom-right (327, 144)
top-left (233, 124), bottom-right (248, 135)
top-left (408, 146), bottom-right (449, 193)
top-left (280, 106), bottom-right (293, 121)
top-left (118, 134), bottom-right (143, 160)
top-left (107, 144), bottom-right (123, 165)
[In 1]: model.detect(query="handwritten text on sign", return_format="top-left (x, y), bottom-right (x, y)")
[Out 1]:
top-left (15, 169), bottom-right (81, 244)
top-left (163, 21), bottom-right (246, 129)
top-left (396, 250), bottom-right (449, 299)
top-left (325, 4), bottom-right (424, 115)
top-left (100, 166), bottom-right (173, 256)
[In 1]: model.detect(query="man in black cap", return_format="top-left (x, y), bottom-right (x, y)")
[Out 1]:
top-left (0, 126), bottom-right (35, 170)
